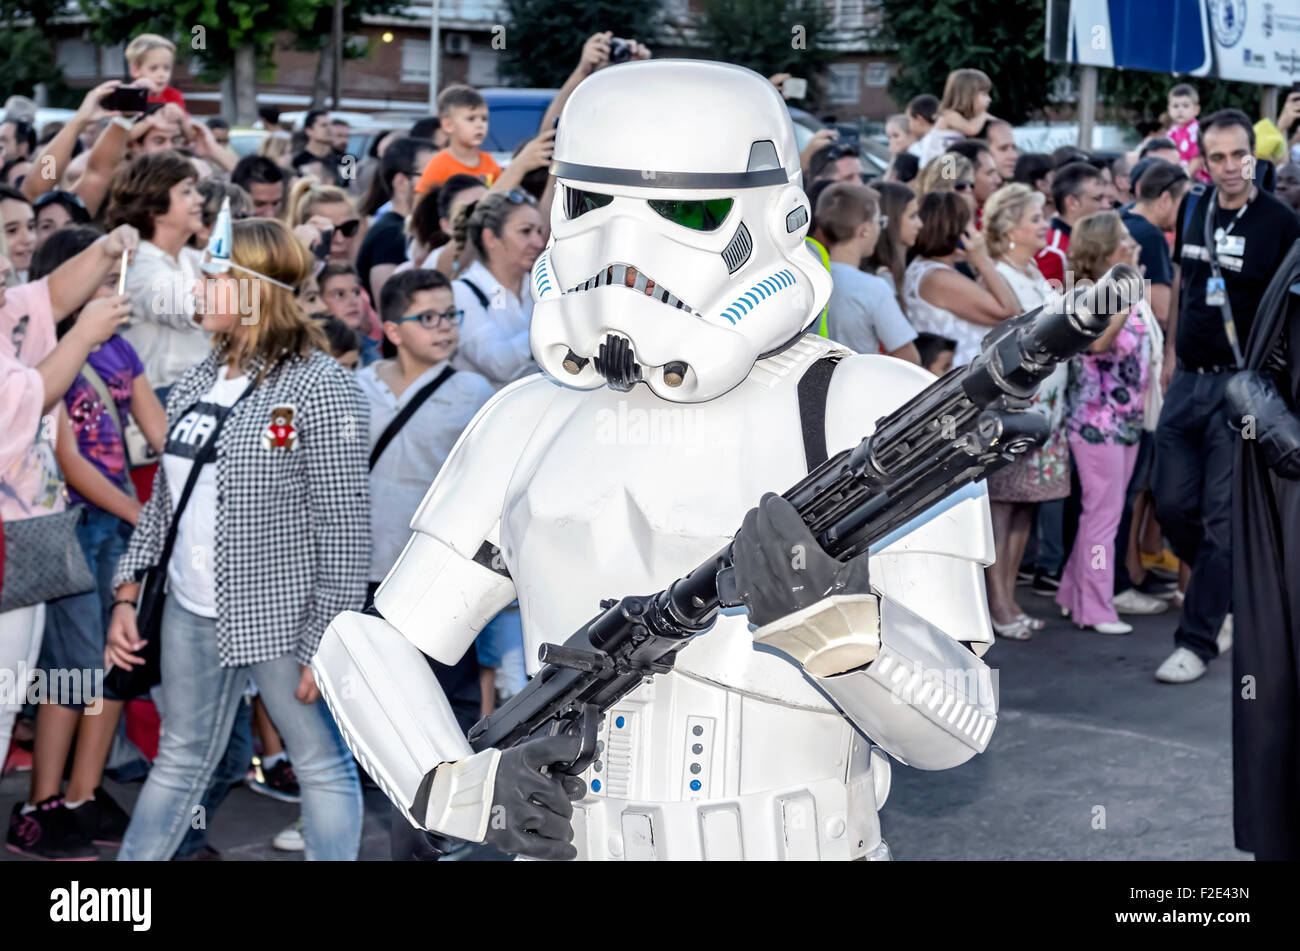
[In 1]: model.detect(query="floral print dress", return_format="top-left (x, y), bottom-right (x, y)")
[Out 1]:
top-left (1065, 307), bottom-right (1149, 447)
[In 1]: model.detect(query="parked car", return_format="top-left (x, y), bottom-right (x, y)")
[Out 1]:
top-left (478, 88), bottom-right (557, 166)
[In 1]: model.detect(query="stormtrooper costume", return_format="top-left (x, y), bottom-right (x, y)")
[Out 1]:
top-left (313, 60), bottom-right (999, 861)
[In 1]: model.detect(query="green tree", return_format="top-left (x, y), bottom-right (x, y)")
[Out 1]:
top-left (695, 0), bottom-right (838, 112)
top-left (0, 1), bottom-right (68, 103)
top-left (876, 0), bottom-right (1053, 125)
top-left (499, 0), bottom-right (666, 89)
top-left (1097, 70), bottom-right (1259, 126)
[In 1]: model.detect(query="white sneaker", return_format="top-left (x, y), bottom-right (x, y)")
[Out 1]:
top-left (1077, 619), bottom-right (1133, 635)
top-left (1217, 614), bottom-right (1233, 655)
top-left (272, 818), bottom-right (304, 852)
top-left (1113, 588), bottom-right (1168, 615)
top-left (1155, 647), bottom-right (1208, 683)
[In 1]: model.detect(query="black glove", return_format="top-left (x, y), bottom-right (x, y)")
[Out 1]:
top-left (1225, 369), bottom-right (1300, 480)
top-left (730, 492), bottom-right (872, 628)
top-left (484, 733), bottom-right (587, 861)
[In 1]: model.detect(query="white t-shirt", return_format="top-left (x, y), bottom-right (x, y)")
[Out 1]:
top-left (825, 262), bottom-right (917, 356)
top-left (163, 366), bottom-right (250, 618)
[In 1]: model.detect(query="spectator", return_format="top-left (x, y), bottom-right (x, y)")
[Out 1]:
top-left (0, 224), bottom-right (139, 811)
top-left (106, 218), bottom-right (367, 860)
top-left (1167, 83), bottom-right (1204, 179)
top-left (125, 34), bottom-right (186, 110)
top-left (231, 156), bottom-right (287, 219)
top-left (1152, 109), bottom-right (1300, 683)
top-left (8, 227), bottom-right (167, 860)
top-left (913, 331), bottom-right (956, 375)
top-left (316, 314), bottom-right (360, 369)
top-left (317, 263), bottom-right (377, 366)
top-left (1051, 145), bottom-right (1091, 169)
top-left (356, 136), bottom-right (433, 301)
top-left (450, 190), bottom-right (544, 387)
top-left (947, 138), bottom-right (1003, 214)
top-left (104, 151), bottom-right (208, 393)
top-left (1111, 153), bottom-right (1135, 206)
top-left (905, 94), bottom-right (939, 156)
top-left (257, 130), bottom-right (294, 170)
top-left (204, 117), bottom-right (230, 148)
top-left (916, 152), bottom-right (976, 213)
top-left (409, 117), bottom-right (440, 143)
top-left (292, 110), bottom-right (343, 187)
top-left (884, 151), bottom-right (919, 185)
top-left (288, 180), bottom-right (363, 265)
top-left (1, 184), bottom-right (36, 281)
top-left (1139, 136), bottom-right (1181, 166)
top-left (809, 143), bottom-right (863, 184)
top-left (862, 181), bottom-right (920, 304)
top-left (1096, 160), bottom-right (1120, 208)
top-left (32, 190), bottom-right (92, 249)
top-left (1034, 161), bottom-right (1106, 288)
top-left (981, 183), bottom-right (1068, 640)
top-left (816, 182), bottom-right (919, 363)
top-left (414, 86), bottom-right (501, 194)
top-left (428, 173), bottom-right (488, 277)
top-left (915, 69), bottom-right (995, 167)
top-left (978, 118), bottom-right (1019, 181)
top-left (330, 119), bottom-right (351, 155)
top-left (1013, 152), bottom-right (1054, 214)
top-left (2, 156), bottom-right (31, 188)
top-left (0, 116), bottom-right (35, 161)
top-left (885, 114), bottom-right (914, 154)
top-left (1056, 211), bottom-right (1150, 635)
top-left (903, 190), bottom-right (1019, 366)
top-left (1274, 161), bottom-right (1300, 214)
top-left (1121, 160), bottom-right (1189, 327)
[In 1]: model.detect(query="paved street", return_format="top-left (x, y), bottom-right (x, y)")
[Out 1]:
top-left (1, 592), bottom-right (1244, 862)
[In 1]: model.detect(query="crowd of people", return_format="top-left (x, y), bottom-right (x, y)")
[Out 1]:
top-left (2, 32), bottom-right (1299, 861)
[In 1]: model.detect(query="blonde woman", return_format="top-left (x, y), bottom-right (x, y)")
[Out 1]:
top-left (1055, 211), bottom-right (1149, 635)
top-left (287, 178), bottom-right (364, 266)
top-left (981, 184), bottom-right (1066, 639)
top-left (258, 130), bottom-right (294, 170)
top-left (916, 152), bottom-right (977, 213)
top-left (106, 219), bottom-right (368, 859)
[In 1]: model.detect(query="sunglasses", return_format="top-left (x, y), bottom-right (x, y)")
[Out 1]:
top-left (953, 180), bottom-right (974, 192)
top-left (501, 189), bottom-right (533, 205)
top-left (391, 308), bottom-right (464, 329)
top-left (334, 218), bottom-right (361, 237)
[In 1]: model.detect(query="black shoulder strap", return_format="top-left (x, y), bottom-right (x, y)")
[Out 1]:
top-left (159, 380), bottom-right (257, 573)
top-left (458, 278), bottom-right (489, 309)
top-left (370, 365), bottom-right (457, 470)
top-left (796, 354), bottom-right (842, 472)
top-left (1202, 185), bottom-right (1246, 368)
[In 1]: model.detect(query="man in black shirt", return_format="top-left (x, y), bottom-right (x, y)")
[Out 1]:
top-left (355, 137), bottom-right (434, 302)
top-left (292, 109), bottom-right (345, 186)
top-left (1121, 159), bottom-right (1188, 328)
top-left (1152, 110), bottom-right (1300, 684)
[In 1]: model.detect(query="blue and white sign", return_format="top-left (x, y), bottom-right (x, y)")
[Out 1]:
top-left (1046, 0), bottom-right (1300, 85)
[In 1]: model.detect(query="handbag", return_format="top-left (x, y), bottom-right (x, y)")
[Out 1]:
top-left (105, 379), bottom-right (258, 698)
top-left (0, 505), bottom-right (96, 613)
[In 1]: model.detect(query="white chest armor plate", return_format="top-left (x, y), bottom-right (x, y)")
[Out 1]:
top-left (497, 339), bottom-right (898, 859)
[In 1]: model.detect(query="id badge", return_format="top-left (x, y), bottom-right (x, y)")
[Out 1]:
top-left (1206, 276), bottom-right (1226, 307)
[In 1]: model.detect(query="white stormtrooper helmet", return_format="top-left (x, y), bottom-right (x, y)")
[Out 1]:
top-left (529, 59), bottom-right (832, 403)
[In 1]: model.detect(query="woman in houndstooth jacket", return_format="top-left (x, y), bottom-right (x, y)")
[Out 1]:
top-left (106, 218), bottom-right (370, 860)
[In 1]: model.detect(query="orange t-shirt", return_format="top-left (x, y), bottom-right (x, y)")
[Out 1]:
top-left (415, 150), bottom-right (502, 194)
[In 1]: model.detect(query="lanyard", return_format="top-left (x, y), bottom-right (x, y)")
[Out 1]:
top-left (1211, 186), bottom-right (1255, 247)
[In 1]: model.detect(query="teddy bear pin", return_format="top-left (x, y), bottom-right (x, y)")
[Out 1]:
top-left (261, 404), bottom-right (298, 452)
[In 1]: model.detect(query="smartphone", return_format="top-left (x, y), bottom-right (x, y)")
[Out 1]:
top-left (782, 77), bottom-right (808, 100)
top-left (313, 228), bottom-right (334, 261)
top-left (101, 86), bottom-right (149, 114)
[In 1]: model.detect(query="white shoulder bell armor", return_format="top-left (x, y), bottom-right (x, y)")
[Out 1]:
top-left (529, 59), bottom-right (833, 403)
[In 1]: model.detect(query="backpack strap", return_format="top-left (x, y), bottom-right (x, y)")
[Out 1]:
top-left (796, 354), bottom-right (843, 472)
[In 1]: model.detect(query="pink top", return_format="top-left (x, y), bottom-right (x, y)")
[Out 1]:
top-left (1169, 119), bottom-right (1199, 164)
top-left (0, 278), bottom-right (66, 522)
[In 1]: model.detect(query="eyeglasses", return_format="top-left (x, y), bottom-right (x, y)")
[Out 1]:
top-left (390, 308), bottom-right (464, 329)
top-left (335, 218), bottom-right (361, 237)
top-left (953, 180), bottom-right (974, 192)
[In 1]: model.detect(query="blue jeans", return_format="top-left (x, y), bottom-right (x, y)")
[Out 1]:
top-left (173, 696), bottom-right (253, 858)
top-left (1035, 498), bottom-right (1066, 575)
top-left (117, 600), bottom-right (361, 860)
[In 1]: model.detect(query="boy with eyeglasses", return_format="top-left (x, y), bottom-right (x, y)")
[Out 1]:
top-left (357, 269), bottom-right (495, 856)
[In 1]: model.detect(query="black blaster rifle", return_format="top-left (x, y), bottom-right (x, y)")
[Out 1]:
top-left (467, 264), bottom-right (1143, 773)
